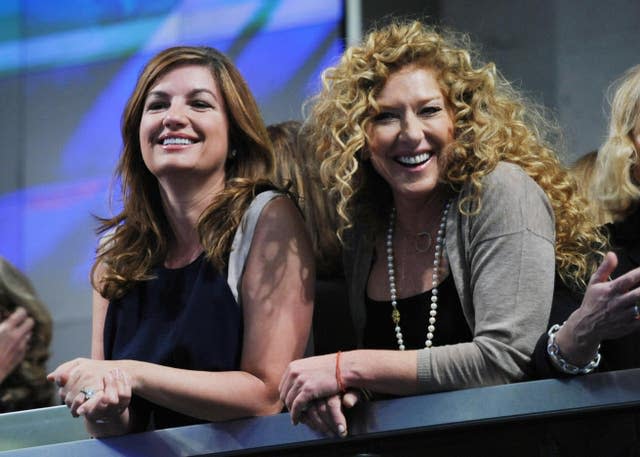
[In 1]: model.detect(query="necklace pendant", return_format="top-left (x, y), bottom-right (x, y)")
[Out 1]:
top-left (391, 308), bottom-right (400, 324)
top-left (415, 231), bottom-right (433, 253)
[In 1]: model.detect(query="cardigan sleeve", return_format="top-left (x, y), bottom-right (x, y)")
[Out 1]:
top-left (418, 162), bottom-right (556, 391)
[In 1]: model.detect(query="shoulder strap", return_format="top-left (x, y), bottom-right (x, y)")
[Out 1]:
top-left (227, 190), bottom-right (282, 306)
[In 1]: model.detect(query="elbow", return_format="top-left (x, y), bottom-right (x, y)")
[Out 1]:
top-left (252, 395), bottom-right (284, 417)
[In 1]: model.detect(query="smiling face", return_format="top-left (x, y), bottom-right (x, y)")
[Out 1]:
top-left (366, 65), bottom-right (454, 204)
top-left (139, 64), bottom-right (230, 188)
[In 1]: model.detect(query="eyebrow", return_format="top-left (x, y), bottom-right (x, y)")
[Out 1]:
top-left (146, 88), bottom-right (219, 101)
top-left (376, 94), bottom-right (444, 108)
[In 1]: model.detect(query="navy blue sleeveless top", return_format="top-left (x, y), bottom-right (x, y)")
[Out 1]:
top-left (103, 252), bottom-right (242, 430)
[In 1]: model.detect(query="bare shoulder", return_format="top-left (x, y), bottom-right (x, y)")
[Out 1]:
top-left (253, 195), bottom-right (306, 239)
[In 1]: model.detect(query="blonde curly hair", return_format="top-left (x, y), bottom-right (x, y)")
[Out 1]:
top-left (592, 64), bottom-right (640, 221)
top-left (308, 20), bottom-right (606, 289)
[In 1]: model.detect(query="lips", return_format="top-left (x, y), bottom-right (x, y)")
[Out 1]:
top-left (394, 152), bottom-right (431, 167)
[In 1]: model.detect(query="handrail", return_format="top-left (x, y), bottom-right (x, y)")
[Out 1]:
top-left (1, 368), bottom-right (639, 456)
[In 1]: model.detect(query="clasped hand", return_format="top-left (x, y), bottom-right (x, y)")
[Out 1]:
top-left (47, 358), bottom-right (132, 422)
top-left (278, 353), bottom-right (361, 438)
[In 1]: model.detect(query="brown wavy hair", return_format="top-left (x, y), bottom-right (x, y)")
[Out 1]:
top-left (0, 257), bottom-right (52, 411)
top-left (93, 46), bottom-right (275, 299)
top-left (309, 20), bottom-right (606, 289)
top-left (268, 121), bottom-right (342, 278)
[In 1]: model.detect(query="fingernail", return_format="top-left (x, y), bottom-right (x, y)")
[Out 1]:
top-left (338, 424), bottom-right (346, 436)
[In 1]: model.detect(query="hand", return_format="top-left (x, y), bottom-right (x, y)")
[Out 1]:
top-left (47, 358), bottom-right (124, 419)
top-left (278, 353), bottom-right (342, 424)
top-left (557, 252), bottom-right (640, 364)
top-left (0, 307), bottom-right (34, 382)
top-left (298, 390), bottom-right (362, 438)
top-left (77, 369), bottom-right (132, 423)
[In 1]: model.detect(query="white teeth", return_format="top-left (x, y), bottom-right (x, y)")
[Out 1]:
top-left (396, 152), bottom-right (431, 165)
top-left (163, 137), bottom-right (194, 145)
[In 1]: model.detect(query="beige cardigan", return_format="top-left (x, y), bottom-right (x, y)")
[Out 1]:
top-left (343, 162), bottom-right (555, 392)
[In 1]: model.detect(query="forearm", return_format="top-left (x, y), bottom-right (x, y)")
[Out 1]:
top-left (339, 350), bottom-right (420, 396)
top-left (122, 360), bottom-right (282, 421)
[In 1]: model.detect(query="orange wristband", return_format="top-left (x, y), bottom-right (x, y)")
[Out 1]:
top-left (336, 351), bottom-right (346, 393)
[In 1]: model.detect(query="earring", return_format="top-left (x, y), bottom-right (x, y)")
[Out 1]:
top-left (230, 149), bottom-right (237, 159)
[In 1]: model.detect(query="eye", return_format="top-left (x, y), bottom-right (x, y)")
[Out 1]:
top-left (145, 100), bottom-right (167, 111)
top-left (191, 99), bottom-right (212, 109)
top-left (419, 105), bottom-right (442, 116)
top-left (372, 111), bottom-right (398, 123)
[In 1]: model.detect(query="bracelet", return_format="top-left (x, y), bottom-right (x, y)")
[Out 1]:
top-left (546, 323), bottom-right (601, 375)
top-left (335, 351), bottom-right (346, 393)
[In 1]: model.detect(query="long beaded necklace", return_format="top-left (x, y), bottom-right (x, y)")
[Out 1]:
top-left (386, 200), bottom-right (451, 350)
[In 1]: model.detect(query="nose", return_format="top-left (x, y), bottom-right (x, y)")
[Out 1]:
top-left (162, 104), bottom-right (188, 129)
top-left (399, 113), bottom-right (424, 144)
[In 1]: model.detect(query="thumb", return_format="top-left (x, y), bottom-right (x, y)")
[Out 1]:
top-left (590, 252), bottom-right (618, 285)
top-left (342, 390), bottom-right (361, 409)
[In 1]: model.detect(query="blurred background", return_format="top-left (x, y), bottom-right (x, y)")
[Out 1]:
top-left (0, 0), bottom-right (638, 371)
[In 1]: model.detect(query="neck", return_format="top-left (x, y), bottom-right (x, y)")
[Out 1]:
top-left (392, 187), bottom-right (450, 234)
top-left (158, 174), bottom-right (225, 267)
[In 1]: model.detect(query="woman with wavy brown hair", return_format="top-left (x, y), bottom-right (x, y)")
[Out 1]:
top-left (278, 20), bottom-right (608, 437)
top-left (48, 46), bottom-right (314, 437)
top-left (0, 257), bottom-right (52, 412)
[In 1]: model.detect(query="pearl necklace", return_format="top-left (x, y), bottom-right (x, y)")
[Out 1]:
top-left (386, 200), bottom-right (451, 350)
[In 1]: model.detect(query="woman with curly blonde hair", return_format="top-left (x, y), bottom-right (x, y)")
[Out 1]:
top-left (48, 46), bottom-right (314, 438)
top-left (0, 257), bottom-right (52, 412)
top-left (534, 64), bottom-right (640, 380)
top-left (279, 20), bottom-right (609, 437)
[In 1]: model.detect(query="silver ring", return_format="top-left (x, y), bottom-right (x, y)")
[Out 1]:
top-left (634, 304), bottom-right (640, 320)
top-left (80, 387), bottom-right (99, 401)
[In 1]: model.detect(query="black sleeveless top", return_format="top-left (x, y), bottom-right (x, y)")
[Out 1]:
top-left (103, 253), bottom-right (242, 430)
top-left (364, 274), bottom-right (472, 350)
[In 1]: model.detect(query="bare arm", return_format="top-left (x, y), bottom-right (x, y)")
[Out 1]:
top-left (128, 197), bottom-right (314, 418)
top-left (50, 197), bottom-right (314, 436)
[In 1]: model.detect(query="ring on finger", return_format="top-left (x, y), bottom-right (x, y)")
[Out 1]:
top-left (634, 304), bottom-right (640, 320)
top-left (80, 387), bottom-right (102, 402)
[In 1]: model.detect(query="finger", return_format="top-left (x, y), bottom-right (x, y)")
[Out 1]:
top-left (612, 264), bottom-right (640, 295)
top-left (70, 390), bottom-right (91, 417)
top-left (290, 388), bottom-right (316, 424)
top-left (6, 307), bottom-right (28, 327)
top-left (304, 403), bottom-right (331, 435)
top-left (325, 395), bottom-right (348, 437)
top-left (342, 390), bottom-right (361, 409)
top-left (102, 372), bottom-right (118, 405)
top-left (15, 316), bottom-right (35, 337)
top-left (114, 369), bottom-right (132, 410)
top-left (65, 390), bottom-right (83, 416)
top-left (47, 359), bottom-right (80, 385)
top-left (78, 391), bottom-right (108, 420)
top-left (590, 252), bottom-right (618, 285)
